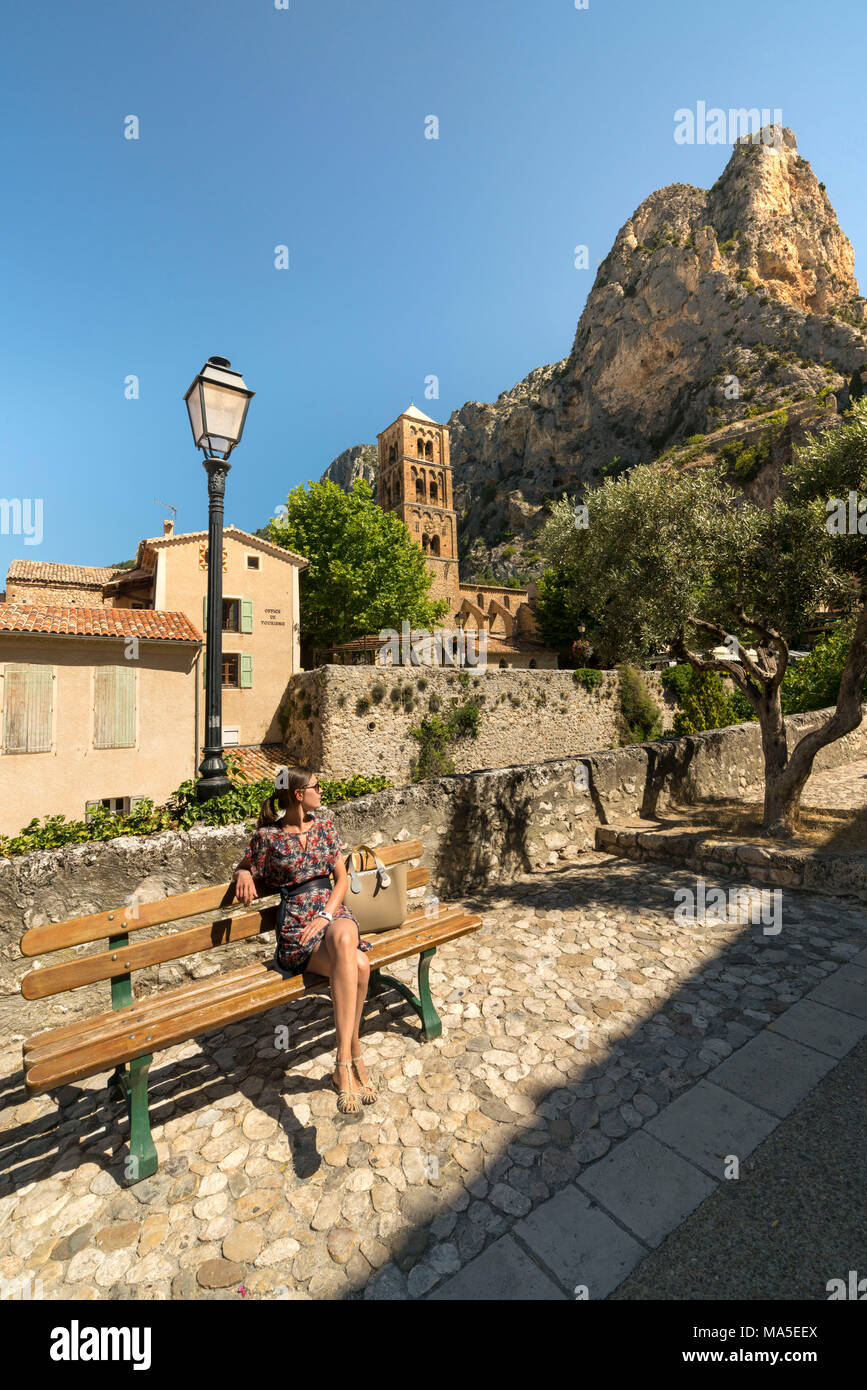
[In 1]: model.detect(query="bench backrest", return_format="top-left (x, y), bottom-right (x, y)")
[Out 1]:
top-left (20, 838), bottom-right (426, 1007)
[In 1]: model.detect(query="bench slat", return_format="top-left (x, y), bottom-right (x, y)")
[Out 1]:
top-left (23, 901), bottom-right (471, 1063)
top-left (24, 913), bottom-right (483, 1093)
top-left (19, 838), bottom-right (425, 956)
top-left (21, 866), bottom-right (430, 1000)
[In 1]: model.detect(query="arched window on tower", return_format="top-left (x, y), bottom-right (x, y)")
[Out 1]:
top-left (477, 593), bottom-right (484, 607)
top-left (388, 443), bottom-right (397, 465)
top-left (425, 440), bottom-right (433, 460)
top-left (421, 533), bottom-right (430, 550)
top-left (416, 477), bottom-right (425, 502)
top-left (503, 595), bottom-right (510, 609)
top-left (430, 535), bottom-right (440, 556)
top-left (417, 439), bottom-right (424, 457)
top-left (429, 479), bottom-right (438, 503)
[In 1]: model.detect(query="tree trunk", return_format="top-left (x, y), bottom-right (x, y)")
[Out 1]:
top-left (759, 605), bottom-right (867, 836)
top-left (756, 688), bottom-right (798, 836)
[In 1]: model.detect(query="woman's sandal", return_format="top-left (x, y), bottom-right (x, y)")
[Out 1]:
top-left (332, 1060), bottom-right (362, 1115)
top-left (351, 1052), bottom-right (379, 1105)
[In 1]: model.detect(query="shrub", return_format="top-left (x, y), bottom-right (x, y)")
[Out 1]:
top-left (573, 667), bottom-right (603, 692)
top-left (371, 682), bottom-right (386, 703)
top-left (408, 696), bottom-right (483, 781)
top-left (355, 695), bottom-right (372, 715)
top-left (617, 665), bottom-right (662, 744)
top-left (668, 668), bottom-right (743, 735)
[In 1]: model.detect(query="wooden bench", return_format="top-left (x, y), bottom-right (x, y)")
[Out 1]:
top-left (18, 838), bottom-right (483, 1184)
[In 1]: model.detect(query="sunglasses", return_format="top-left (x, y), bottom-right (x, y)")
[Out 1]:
top-left (305, 780), bottom-right (321, 792)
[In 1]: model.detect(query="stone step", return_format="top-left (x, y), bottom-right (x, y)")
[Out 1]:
top-left (595, 823), bottom-right (867, 901)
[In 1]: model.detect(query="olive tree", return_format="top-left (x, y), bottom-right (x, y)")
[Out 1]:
top-left (540, 405), bottom-right (867, 836)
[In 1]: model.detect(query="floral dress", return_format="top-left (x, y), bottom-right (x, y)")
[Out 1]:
top-left (236, 813), bottom-right (372, 974)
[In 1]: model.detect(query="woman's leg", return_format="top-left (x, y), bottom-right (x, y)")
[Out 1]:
top-left (305, 923), bottom-right (370, 1090)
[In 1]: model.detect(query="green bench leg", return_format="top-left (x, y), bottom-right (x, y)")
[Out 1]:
top-left (109, 1054), bottom-right (158, 1184)
top-left (369, 948), bottom-right (441, 1042)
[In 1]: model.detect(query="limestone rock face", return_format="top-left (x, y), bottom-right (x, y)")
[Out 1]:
top-left (321, 444), bottom-right (378, 493)
top-left (322, 129), bottom-right (867, 569)
top-left (447, 130), bottom-right (866, 525)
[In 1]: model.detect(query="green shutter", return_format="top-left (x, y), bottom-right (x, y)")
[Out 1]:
top-left (241, 599), bottom-right (253, 633)
top-left (240, 654), bottom-right (253, 688)
top-left (3, 663), bottom-right (53, 752)
top-left (94, 666), bottom-right (135, 749)
top-left (202, 596), bottom-right (208, 631)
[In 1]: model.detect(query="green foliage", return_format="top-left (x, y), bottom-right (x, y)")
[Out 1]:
top-left (355, 694), bottom-right (372, 714)
top-left (502, 545), bottom-right (516, 558)
top-left (660, 662), bottom-right (692, 704)
top-left (370, 682), bottom-right (386, 703)
top-left (685, 434), bottom-right (706, 446)
top-left (265, 477), bottom-right (449, 654)
top-left (666, 667), bottom-right (744, 735)
top-left (408, 696), bottom-right (482, 781)
top-left (717, 410), bottom-right (788, 484)
top-left (780, 620), bottom-right (867, 714)
top-left (617, 665), bottom-right (662, 744)
top-left (0, 763), bottom-right (393, 858)
top-left (572, 667), bottom-right (603, 692)
top-left (534, 564), bottom-right (594, 662)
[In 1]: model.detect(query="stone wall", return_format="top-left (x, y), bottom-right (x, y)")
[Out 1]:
top-left (5, 581), bottom-right (107, 606)
top-left (281, 664), bottom-right (677, 783)
top-left (3, 705), bottom-right (864, 1036)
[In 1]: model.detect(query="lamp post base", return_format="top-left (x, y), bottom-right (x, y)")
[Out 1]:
top-left (196, 751), bottom-right (232, 802)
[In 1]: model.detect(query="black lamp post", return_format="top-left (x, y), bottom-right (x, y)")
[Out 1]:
top-left (184, 356), bottom-right (255, 801)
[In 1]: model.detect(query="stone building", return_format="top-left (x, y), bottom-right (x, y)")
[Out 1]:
top-left (0, 605), bottom-right (201, 836)
top-left (329, 404), bottom-right (557, 669)
top-left (5, 523), bottom-right (307, 749)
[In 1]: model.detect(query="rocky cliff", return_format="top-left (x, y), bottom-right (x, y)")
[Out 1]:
top-left (322, 128), bottom-right (867, 580)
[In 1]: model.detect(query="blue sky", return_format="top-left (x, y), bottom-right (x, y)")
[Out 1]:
top-left (1, 0), bottom-right (864, 574)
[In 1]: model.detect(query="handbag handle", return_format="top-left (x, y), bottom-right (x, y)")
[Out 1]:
top-left (345, 843), bottom-right (391, 893)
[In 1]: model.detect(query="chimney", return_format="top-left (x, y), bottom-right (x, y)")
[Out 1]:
top-left (163, 520), bottom-right (174, 537)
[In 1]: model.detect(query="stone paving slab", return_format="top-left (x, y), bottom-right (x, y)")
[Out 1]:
top-left (511, 1184), bottom-right (647, 1299)
top-left (611, 1034), bottom-right (867, 1300)
top-left (1, 853), bottom-right (865, 1301)
top-left (768, 998), bottom-right (867, 1058)
top-left (643, 1080), bottom-right (777, 1180)
top-left (805, 962), bottom-right (867, 1018)
top-left (575, 1131), bottom-right (716, 1248)
top-left (427, 1234), bottom-right (566, 1300)
top-left (704, 1030), bottom-right (838, 1119)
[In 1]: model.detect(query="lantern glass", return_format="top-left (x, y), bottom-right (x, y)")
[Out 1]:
top-left (184, 358), bottom-right (254, 458)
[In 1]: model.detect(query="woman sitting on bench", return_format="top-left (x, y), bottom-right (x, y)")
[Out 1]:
top-left (232, 766), bottom-right (377, 1115)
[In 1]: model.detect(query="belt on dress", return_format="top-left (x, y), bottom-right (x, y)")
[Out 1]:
top-left (278, 875), bottom-right (332, 904)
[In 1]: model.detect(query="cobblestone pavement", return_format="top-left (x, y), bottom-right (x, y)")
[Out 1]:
top-left (804, 757), bottom-right (867, 813)
top-left (0, 854), bottom-right (864, 1301)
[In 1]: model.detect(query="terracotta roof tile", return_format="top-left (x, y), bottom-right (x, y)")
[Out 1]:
top-left (0, 605), bottom-right (202, 642)
top-left (6, 560), bottom-right (122, 586)
top-left (217, 744), bottom-right (296, 783)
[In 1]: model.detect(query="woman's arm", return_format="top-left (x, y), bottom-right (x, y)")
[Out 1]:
top-left (233, 831), bottom-right (267, 905)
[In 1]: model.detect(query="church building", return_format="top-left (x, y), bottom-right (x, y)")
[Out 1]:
top-left (329, 403), bottom-right (557, 668)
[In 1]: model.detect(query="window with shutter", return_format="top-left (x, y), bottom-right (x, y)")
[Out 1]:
top-left (240, 654), bottom-right (253, 688)
top-left (2, 664), bottom-right (53, 753)
top-left (241, 599), bottom-right (253, 633)
top-left (94, 666), bottom-right (136, 748)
